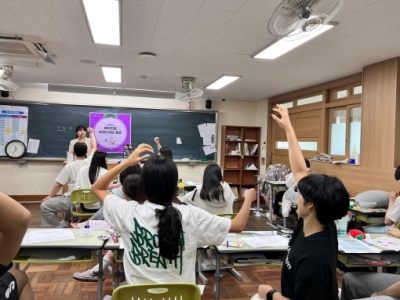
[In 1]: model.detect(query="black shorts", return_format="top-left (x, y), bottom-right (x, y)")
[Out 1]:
top-left (0, 272), bottom-right (18, 300)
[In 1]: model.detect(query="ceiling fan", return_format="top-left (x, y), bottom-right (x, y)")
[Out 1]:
top-left (0, 66), bottom-right (19, 91)
top-left (175, 77), bottom-right (203, 102)
top-left (268, 0), bottom-right (343, 40)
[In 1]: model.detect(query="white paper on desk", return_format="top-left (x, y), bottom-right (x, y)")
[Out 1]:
top-left (241, 236), bottom-right (288, 248)
top-left (338, 238), bottom-right (381, 253)
top-left (176, 137), bottom-right (182, 144)
top-left (27, 138), bottom-right (40, 154)
top-left (206, 123), bottom-right (216, 135)
top-left (197, 123), bottom-right (207, 137)
top-left (22, 229), bottom-right (75, 244)
top-left (120, 240), bottom-right (124, 249)
top-left (244, 231), bottom-right (278, 236)
top-left (223, 233), bottom-right (237, 243)
top-left (366, 236), bottom-right (400, 251)
top-left (89, 220), bottom-right (111, 229)
top-left (203, 145), bottom-right (216, 156)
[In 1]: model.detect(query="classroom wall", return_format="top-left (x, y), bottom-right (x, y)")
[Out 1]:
top-left (0, 87), bottom-right (261, 198)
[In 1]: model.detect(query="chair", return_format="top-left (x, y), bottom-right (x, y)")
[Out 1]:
top-left (112, 283), bottom-right (201, 300)
top-left (70, 189), bottom-right (99, 223)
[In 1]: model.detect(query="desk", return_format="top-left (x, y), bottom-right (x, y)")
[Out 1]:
top-left (14, 228), bottom-right (108, 300)
top-left (349, 207), bottom-right (386, 224)
top-left (264, 181), bottom-right (288, 230)
top-left (213, 231), bottom-right (288, 300)
top-left (62, 160), bottom-right (120, 194)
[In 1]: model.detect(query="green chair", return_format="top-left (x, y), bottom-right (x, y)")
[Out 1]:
top-left (112, 283), bottom-right (201, 300)
top-left (218, 213), bottom-right (237, 219)
top-left (70, 189), bottom-right (99, 223)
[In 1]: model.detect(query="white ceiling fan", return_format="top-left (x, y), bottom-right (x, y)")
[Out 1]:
top-left (175, 77), bottom-right (203, 102)
top-left (268, 0), bottom-right (343, 40)
top-left (0, 66), bottom-right (19, 91)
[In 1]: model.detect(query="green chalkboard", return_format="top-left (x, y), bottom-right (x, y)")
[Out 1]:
top-left (0, 101), bottom-right (217, 161)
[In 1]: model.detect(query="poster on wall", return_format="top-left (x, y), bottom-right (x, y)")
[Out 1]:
top-left (0, 105), bottom-right (28, 156)
top-left (89, 112), bottom-right (131, 153)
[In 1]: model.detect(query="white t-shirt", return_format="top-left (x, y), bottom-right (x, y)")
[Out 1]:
top-left (111, 186), bottom-right (124, 199)
top-left (74, 165), bottom-right (108, 209)
top-left (57, 160), bottom-right (85, 196)
top-left (182, 181), bottom-right (234, 215)
top-left (387, 196), bottom-right (400, 224)
top-left (103, 194), bottom-right (231, 284)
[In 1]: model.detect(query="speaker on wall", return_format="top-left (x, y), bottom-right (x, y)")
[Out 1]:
top-left (205, 99), bottom-right (212, 109)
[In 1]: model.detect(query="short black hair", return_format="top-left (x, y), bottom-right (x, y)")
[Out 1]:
top-left (75, 125), bottom-right (87, 138)
top-left (159, 147), bottom-right (173, 160)
top-left (122, 174), bottom-right (141, 200)
top-left (120, 164), bottom-right (142, 184)
top-left (297, 174), bottom-right (349, 225)
top-left (395, 167), bottom-right (400, 181)
top-left (73, 142), bottom-right (87, 157)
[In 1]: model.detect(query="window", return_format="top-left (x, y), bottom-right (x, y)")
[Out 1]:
top-left (352, 86), bottom-right (362, 95)
top-left (296, 94), bottom-right (323, 106)
top-left (276, 141), bottom-right (318, 151)
top-left (282, 102), bottom-right (293, 109)
top-left (329, 105), bottom-right (361, 158)
top-left (330, 83), bottom-right (362, 101)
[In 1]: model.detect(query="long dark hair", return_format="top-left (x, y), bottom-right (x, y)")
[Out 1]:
top-left (122, 174), bottom-right (141, 200)
top-left (120, 164), bottom-right (142, 184)
top-left (88, 151), bottom-right (108, 185)
top-left (200, 163), bottom-right (225, 202)
top-left (75, 125), bottom-right (87, 138)
top-left (159, 147), bottom-right (173, 160)
top-left (137, 155), bottom-right (183, 260)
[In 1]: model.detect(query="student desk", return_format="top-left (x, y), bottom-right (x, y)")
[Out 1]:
top-left (337, 234), bottom-right (400, 273)
top-left (14, 228), bottom-right (110, 300)
top-left (213, 231), bottom-right (288, 300)
top-left (349, 207), bottom-right (386, 224)
top-left (264, 181), bottom-right (288, 230)
top-left (62, 160), bottom-right (120, 194)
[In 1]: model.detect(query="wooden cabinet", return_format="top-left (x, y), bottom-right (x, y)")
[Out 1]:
top-left (221, 126), bottom-right (261, 201)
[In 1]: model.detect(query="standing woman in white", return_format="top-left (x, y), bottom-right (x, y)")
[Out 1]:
top-left (69, 125), bottom-right (91, 154)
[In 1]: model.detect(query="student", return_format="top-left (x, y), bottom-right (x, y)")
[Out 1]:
top-left (154, 136), bottom-right (173, 159)
top-left (91, 143), bottom-right (255, 285)
top-left (0, 191), bottom-right (34, 300)
top-left (341, 272), bottom-right (400, 300)
top-left (41, 128), bottom-right (97, 228)
top-left (73, 174), bottom-right (141, 282)
top-left (363, 167), bottom-right (400, 234)
top-left (69, 125), bottom-right (91, 154)
top-left (74, 150), bottom-right (108, 212)
top-left (182, 163), bottom-right (234, 215)
top-left (256, 104), bottom-right (349, 300)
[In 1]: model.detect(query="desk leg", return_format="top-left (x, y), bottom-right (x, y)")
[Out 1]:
top-left (115, 261), bottom-right (120, 288)
top-left (266, 187), bottom-right (278, 230)
top-left (97, 252), bottom-right (104, 300)
top-left (377, 266), bottom-right (383, 273)
top-left (214, 250), bottom-right (223, 300)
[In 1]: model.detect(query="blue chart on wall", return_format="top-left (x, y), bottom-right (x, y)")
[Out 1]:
top-left (0, 101), bottom-right (217, 161)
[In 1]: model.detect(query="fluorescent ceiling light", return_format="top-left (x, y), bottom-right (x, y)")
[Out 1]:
top-left (205, 76), bottom-right (241, 90)
top-left (83, 0), bottom-right (120, 45)
top-left (253, 24), bottom-right (334, 59)
top-left (102, 66), bottom-right (122, 83)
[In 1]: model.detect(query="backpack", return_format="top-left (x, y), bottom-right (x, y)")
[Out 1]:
top-left (347, 214), bottom-right (364, 232)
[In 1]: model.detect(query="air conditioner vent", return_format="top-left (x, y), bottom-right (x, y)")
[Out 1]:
top-left (0, 41), bottom-right (35, 56)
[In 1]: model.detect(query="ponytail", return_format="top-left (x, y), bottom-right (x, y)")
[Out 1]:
top-left (155, 205), bottom-right (184, 260)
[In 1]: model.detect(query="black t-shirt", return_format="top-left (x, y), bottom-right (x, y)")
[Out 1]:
top-left (281, 218), bottom-right (339, 300)
top-left (0, 262), bottom-right (12, 277)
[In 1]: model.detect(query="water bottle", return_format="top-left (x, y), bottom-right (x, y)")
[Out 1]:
top-left (178, 183), bottom-right (185, 196)
top-left (79, 224), bottom-right (94, 238)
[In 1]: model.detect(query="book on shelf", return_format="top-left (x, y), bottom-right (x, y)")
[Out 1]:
top-left (243, 143), bottom-right (249, 155)
top-left (250, 144), bottom-right (259, 155)
top-left (244, 139), bottom-right (257, 142)
top-left (236, 142), bottom-right (242, 154)
top-left (230, 187), bottom-right (238, 199)
top-left (225, 135), bottom-right (242, 141)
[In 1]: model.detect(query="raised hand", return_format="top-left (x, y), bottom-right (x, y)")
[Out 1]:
top-left (125, 143), bottom-right (154, 166)
top-left (271, 104), bottom-right (292, 131)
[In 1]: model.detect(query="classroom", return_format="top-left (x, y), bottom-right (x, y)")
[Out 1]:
top-left (0, 0), bottom-right (400, 299)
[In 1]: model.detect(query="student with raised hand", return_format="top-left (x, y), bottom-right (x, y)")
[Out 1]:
top-left (69, 125), bottom-right (91, 154)
top-left (154, 136), bottom-right (173, 159)
top-left (91, 144), bottom-right (255, 285)
top-left (41, 128), bottom-right (97, 228)
top-left (182, 163), bottom-right (234, 215)
top-left (256, 104), bottom-right (349, 300)
top-left (0, 192), bottom-right (34, 300)
top-left (73, 174), bottom-right (141, 282)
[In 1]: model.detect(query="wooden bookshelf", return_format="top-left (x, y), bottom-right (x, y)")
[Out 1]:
top-left (221, 126), bottom-right (261, 201)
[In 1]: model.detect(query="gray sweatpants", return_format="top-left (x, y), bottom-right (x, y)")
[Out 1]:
top-left (341, 272), bottom-right (400, 300)
top-left (40, 195), bottom-right (71, 227)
